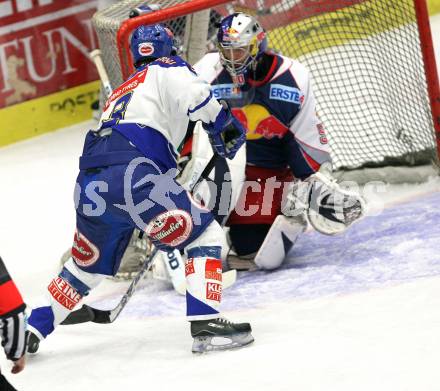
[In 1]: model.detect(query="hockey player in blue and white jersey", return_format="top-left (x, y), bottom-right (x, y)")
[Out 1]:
top-left (194, 13), bottom-right (365, 271)
top-left (26, 23), bottom-right (254, 353)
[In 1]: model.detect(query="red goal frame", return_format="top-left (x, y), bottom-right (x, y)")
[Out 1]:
top-left (116, 0), bottom-right (440, 159)
top-left (117, 0), bottom-right (231, 80)
top-left (414, 0), bottom-right (440, 159)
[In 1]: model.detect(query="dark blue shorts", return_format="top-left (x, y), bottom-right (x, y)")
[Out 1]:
top-left (72, 129), bottom-right (214, 276)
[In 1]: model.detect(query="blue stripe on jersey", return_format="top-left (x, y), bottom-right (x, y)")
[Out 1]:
top-left (59, 267), bottom-right (90, 297)
top-left (269, 84), bottom-right (303, 104)
top-left (188, 91), bottom-right (213, 115)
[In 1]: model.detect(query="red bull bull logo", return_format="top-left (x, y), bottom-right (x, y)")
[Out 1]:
top-left (232, 104), bottom-right (288, 140)
top-left (226, 27), bottom-right (239, 35)
top-left (222, 26), bottom-right (240, 41)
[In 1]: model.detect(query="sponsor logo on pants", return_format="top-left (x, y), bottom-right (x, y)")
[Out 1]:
top-left (48, 277), bottom-right (82, 310)
top-left (72, 229), bottom-right (100, 267)
top-left (145, 210), bottom-right (193, 247)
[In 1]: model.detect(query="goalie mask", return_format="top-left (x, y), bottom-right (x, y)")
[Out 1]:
top-left (217, 13), bottom-right (267, 84)
top-left (130, 23), bottom-right (177, 68)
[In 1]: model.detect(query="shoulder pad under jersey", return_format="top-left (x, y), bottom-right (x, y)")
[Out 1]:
top-left (150, 56), bottom-right (197, 75)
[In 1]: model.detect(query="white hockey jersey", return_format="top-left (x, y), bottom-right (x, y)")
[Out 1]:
top-left (98, 56), bottom-right (223, 157)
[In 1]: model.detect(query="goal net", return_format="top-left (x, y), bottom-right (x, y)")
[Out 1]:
top-left (92, 0), bottom-right (440, 173)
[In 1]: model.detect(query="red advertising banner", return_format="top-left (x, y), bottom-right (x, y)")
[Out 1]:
top-left (0, 0), bottom-right (99, 109)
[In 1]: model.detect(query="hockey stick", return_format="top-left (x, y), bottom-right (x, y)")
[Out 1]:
top-left (90, 49), bottom-right (113, 99)
top-left (61, 153), bottom-right (219, 325)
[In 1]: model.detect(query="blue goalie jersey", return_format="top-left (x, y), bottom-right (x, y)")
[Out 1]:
top-left (194, 52), bottom-right (331, 179)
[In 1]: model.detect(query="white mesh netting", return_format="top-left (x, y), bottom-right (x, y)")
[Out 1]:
top-left (93, 0), bottom-right (438, 171)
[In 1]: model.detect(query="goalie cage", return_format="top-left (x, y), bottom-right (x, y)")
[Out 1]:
top-left (92, 0), bottom-right (440, 183)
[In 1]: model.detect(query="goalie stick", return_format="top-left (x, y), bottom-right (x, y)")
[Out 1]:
top-left (62, 153), bottom-right (219, 325)
top-left (90, 49), bottom-right (113, 99)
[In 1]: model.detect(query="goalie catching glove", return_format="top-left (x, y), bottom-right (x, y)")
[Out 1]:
top-left (204, 100), bottom-right (246, 160)
top-left (282, 164), bottom-right (365, 235)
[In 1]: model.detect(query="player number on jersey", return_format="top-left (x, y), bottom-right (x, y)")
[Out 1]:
top-left (101, 92), bottom-right (134, 128)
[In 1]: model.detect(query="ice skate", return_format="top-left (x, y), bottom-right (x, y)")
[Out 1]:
top-left (26, 331), bottom-right (41, 354)
top-left (191, 317), bottom-right (254, 353)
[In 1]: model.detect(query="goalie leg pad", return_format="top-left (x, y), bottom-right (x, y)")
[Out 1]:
top-left (254, 215), bottom-right (306, 270)
top-left (155, 248), bottom-right (186, 295)
top-left (114, 230), bottom-right (150, 280)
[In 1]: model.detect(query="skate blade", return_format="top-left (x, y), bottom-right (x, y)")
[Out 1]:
top-left (192, 332), bottom-right (254, 353)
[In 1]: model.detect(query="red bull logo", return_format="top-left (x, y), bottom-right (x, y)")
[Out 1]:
top-left (226, 27), bottom-right (239, 35)
top-left (222, 26), bottom-right (240, 41)
top-left (232, 104), bottom-right (288, 140)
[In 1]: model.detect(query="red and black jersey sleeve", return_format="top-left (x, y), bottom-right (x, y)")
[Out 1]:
top-left (0, 257), bottom-right (25, 317)
top-left (0, 257), bottom-right (27, 361)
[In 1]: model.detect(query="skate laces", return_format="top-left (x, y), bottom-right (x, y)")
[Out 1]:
top-left (216, 317), bottom-right (232, 325)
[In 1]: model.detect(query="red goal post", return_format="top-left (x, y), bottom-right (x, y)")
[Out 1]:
top-left (414, 0), bottom-right (440, 160)
top-left (93, 0), bottom-right (440, 175)
top-left (117, 0), bottom-right (231, 81)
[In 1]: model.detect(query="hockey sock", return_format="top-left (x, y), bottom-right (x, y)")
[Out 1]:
top-left (28, 259), bottom-right (104, 338)
top-left (185, 247), bottom-right (222, 321)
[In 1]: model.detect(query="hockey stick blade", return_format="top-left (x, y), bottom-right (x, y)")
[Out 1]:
top-left (62, 247), bottom-right (157, 325)
top-left (60, 305), bottom-right (111, 325)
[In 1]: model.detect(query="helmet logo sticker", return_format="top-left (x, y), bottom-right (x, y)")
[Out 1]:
top-left (257, 31), bottom-right (266, 41)
top-left (138, 42), bottom-right (154, 56)
top-left (222, 26), bottom-right (240, 41)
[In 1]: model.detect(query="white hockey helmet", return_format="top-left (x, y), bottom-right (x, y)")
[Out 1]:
top-left (217, 13), bottom-right (267, 81)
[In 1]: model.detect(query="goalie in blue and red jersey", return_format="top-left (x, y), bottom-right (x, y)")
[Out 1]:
top-left (193, 12), bottom-right (365, 271)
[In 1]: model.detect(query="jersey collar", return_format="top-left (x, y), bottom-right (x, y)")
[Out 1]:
top-left (247, 53), bottom-right (280, 87)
